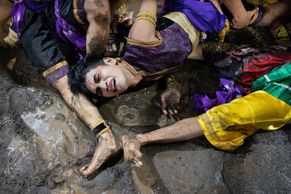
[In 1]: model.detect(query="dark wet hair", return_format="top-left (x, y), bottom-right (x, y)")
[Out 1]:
top-left (69, 56), bottom-right (104, 99)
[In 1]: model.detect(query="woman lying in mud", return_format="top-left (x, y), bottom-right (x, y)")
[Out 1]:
top-left (121, 61), bottom-right (291, 167)
top-left (69, 0), bottom-right (291, 174)
top-left (69, 0), bottom-right (232, 175)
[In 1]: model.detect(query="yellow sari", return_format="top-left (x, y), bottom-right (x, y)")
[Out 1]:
top-left (198, 91), bottom-right (291, 151)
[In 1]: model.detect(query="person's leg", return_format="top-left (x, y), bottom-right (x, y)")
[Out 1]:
top-left (121, 117), bottom-right (203, 166)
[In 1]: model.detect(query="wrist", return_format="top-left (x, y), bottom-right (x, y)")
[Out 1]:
top-left (136, 134), bottom-right (148, 146)
top-left (92, 120), bottom-right (110, 138)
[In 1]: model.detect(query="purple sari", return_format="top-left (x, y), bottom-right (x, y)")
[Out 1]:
top-left (162, 0), bottom-right (227, 33)
top-left (193, 78), bottom-right (244, 113)
top-left (12, 0), bottom-right (86, 61)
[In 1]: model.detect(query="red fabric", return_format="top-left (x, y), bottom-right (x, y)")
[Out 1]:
top-left (236, 50), bottom-right (291, 94)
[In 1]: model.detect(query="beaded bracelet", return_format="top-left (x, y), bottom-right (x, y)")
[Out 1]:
top-left (91, 120), bottom-right (110, 138)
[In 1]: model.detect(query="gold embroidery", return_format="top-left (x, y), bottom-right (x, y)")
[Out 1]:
top-left (126, 32), bottom-right (163, 47)
top-left (136, 12), bottom-right (157, 27)
top-left (273, 25), bottom-right (289, 41)
top-left (73, 0), bottom-right (86, 25)
top-left (164, 12), bottom-right (200, 50)
top-left (218, 19), bottom-right (230, 42)
top-left (120, 56), bottom-right (181, 81)
top-left (42, 60), bottom-right (68, 77)
top-left (117, 58), bottom-right (147, 77)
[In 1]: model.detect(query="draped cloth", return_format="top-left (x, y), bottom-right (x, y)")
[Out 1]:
top-left (197, 64), bottom-right (291, 151)
top-left (161, 0), bottom-right (228, 33)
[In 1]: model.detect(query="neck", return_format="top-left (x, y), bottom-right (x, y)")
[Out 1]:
top-left (118, 58), bottom-right (143, 87)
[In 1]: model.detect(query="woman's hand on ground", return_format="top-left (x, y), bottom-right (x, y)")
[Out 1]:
top-left (160, 86), bottom-right (181, 120)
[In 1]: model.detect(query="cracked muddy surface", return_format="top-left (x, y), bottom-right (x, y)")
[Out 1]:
top-left (0, 48), bottom-right (290, 193)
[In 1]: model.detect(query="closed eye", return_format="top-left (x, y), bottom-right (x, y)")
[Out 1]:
top-left (94, 74), bottom-right (102, 96)
top-left (94, 74), bottom-right (100, 83)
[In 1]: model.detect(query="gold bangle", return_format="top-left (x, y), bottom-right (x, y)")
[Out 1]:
top-left (136, 12), bottom-right (157, 26)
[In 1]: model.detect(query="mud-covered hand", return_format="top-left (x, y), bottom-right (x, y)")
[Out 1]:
top-left (121, 135), bottom-right (143, 167)
top-left (160, 84), bottom-right (181, 118)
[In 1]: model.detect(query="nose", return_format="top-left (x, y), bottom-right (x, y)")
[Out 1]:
top-left (96, 80), bottom-right (107, 90)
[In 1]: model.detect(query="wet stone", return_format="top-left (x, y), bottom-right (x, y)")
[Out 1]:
top-left (54, 113), bottom-right (66, 121)
top-left (0, 48), bottom-right (291, 193)
top-left (151, 149), bottom-right (229, 194)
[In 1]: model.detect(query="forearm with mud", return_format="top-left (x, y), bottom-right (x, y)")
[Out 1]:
top-left (52, 75), bottom-right (104, 129)
top-left (136, 117), bottom-right (204, 146)
top-left (53, 76), bottom-right (118, 176)
top-left (85, 0), bottom-right (110, 55)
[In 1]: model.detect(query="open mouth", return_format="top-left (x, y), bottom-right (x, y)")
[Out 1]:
top-left (108, 78), bottom-right (117, 93)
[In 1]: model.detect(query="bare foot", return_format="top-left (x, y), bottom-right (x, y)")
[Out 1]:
top-left (80, 130), bottom-right (118, 176)
top-left (121, 135), bottom-right (143, 167)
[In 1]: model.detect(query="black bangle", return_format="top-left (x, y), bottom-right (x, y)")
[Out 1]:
top-left (92, 120), bottom-right (110, 138)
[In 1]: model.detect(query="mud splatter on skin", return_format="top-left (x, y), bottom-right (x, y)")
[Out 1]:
top-left (86, 1), bottom-right (110, 55)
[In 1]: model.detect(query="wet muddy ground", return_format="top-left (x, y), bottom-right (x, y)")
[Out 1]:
top-left (0, 48), bottom-right (290, 194)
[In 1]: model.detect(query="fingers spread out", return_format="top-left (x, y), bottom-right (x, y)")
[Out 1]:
top-left (165, 103), bottom-right (180, 121)
top-left (160, 94), bottom-right (167, 111)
